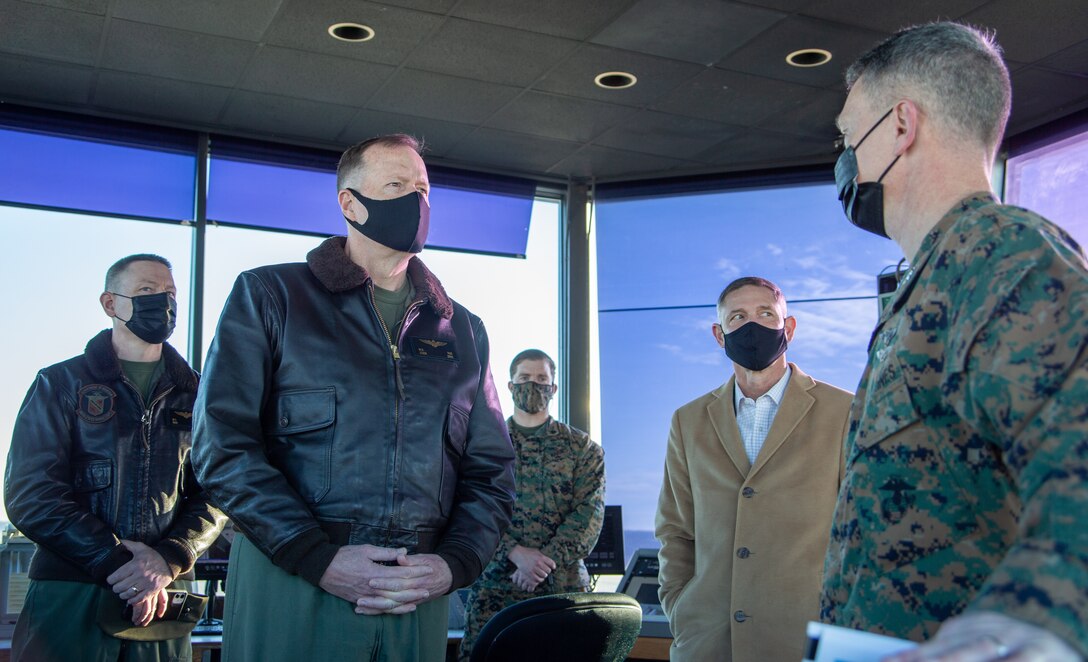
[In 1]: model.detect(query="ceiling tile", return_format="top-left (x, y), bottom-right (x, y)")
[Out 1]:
top-left (485, 92), bottom-right (636, 143)
top-left (592, 0), bottom-right (786, 66)
top-left (92, 71), bottom-right (232, 125)
top-left (0, 56), bottom-right (93, 104)
top-left (963, 0), bottom-right (1088, 64)
top-left (111, 0), bottom-right (282, 41)
top-left (100, 19), bottom-right (255, 87)
top-left (534, 44), bottom-right (707, 106)
top-left (716, 15), bottom-right (886, 88)
top-left (0, 0), bottom-right (104, 65)
top-left (239, 47), bottom-right (395, 106)
top-left (443, 128), bottom-right (581, 175)
top-left (337, 110), bottom-right (476, 156)
top-left (405, 18), bottom-right (580, 87)
top-left (654, 67), bottom-right (832, 127)
top-left (367, 68), bottom-right (521, 125)
top-left (550, 144), bottom-right (697, 178)
top-left (263, 0), bottom-right (444, 67)
top-left (1008, 67), bottom-right (1088, 134)
top-left (737, 0), bottom-right (813, 11)
top-left (1038, 39), bottom-right (1088, 77)
top-left (753, 86), bottom-right (845, 138)
top-left (695, 128), bottom-right (834, 169)
top-left (797, 0), bottom-right (989, 34)
top-left (453, 0), bottom-right (636, 40)
top-left (220, 90), bottom-right (358, 142)
top-left (593, 110), bottom-right (742, 159)
top-left (20, 0), bottom-right (106, 12)
top-left (364, 0), bottom-right (458, 12)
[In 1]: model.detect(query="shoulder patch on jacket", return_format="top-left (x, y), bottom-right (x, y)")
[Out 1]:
top-left (407, 337), bottom-right (458, 362)
top-left (77, 384), bottom-right (117, 424)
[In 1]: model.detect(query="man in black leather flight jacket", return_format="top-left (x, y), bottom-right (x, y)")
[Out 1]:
top-left (4, 254), bottom-right (226, 661)
top-left (192, 135), bottom-right (516, 661)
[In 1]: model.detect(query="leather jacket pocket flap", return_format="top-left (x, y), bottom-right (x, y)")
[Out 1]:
top-left (274, 388), bottom-right (336, 434)
top-left (444, 404), bottom-right (469, 456)
top-left (73, 459), bottom-right (113, 493)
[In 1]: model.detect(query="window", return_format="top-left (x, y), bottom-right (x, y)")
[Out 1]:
top-left (1005, 125), bottom-right (1088, 247)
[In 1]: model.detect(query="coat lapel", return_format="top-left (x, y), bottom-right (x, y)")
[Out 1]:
top-left (706, 377), bottom-right (751, 476)
top-left (748, 363), bottom-right (815, 479)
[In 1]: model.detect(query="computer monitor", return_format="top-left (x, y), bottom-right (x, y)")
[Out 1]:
top-left (618, 547), bottom-right (671, 638)
top-left (583, 505), bottom-right (625, 575)
top-left (194, 521), bottom-right (234, 582)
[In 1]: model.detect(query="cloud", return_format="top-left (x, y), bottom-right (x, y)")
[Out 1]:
top-left (766, 243), bottom-right (784, 256)
top-left (656, 342), bottom-right (725, 366)
top-left (714, 257), bottom-right (741, 278)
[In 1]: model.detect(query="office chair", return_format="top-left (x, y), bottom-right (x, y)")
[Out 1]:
top-left (469, 592), bottom-right (643, 662)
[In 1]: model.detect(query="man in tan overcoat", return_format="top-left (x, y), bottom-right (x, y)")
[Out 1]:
top-left (655, 276), bottom-right (853, 662)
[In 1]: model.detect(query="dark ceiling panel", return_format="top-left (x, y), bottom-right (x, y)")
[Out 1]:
top-left (592, 0), bottom-right (786, 66)
top-left (1008, 67), bottom-right (1088, 134)
top-left (0, 56), bottom-right (94, 104)
top-left (550, 143), bottom-right (698, 178)
top-left (239, 47), bottom-right (396, 106)
top-left (93, 71), bottom-right (232, 124)
top-left (797, 0), bottom-right (989, 34)
top-left (484, 91), bottom-right (636, 143)
top-left (534, 44), bottom-right (707, 106)
top-left (753, 85), bottom-right (844, 138)
top-left (110, 0), bottom-right (281, 41)
top-left (963, 0), bottom-right (1088, 64)
top-left (737, 0), bottom-right (813, 12)
top-left (1040, 39), bottom-right (1088, 77)
top-left (653, 67), bottom-right (831, 128)
top-left (452, 0), bottom-right (636, 40)
top-left (262, 0), bottom-right (444, 66)
top-left (593, 109), bottom-right (742, 159)
top-left (0, 0), bottom-right (104, 65)
top-left (18, 0), bottom-right (106, 13)
top-left (363, 0), bottom-right (458, 13)
top-left (405, 18), bottom-right (580, 87)
top-left (367, 68), bottom-right (522, 125)
top-left (695, 128), bottom-right (834, 169)
top-left (100, 19), bottom-right (256, 87)
top-left (338, 110), bottom-right (476, 156)
top-left (220, 90), bottom-right (358, 142)
top-left (716, 15), bottom-right (886, 88)
top-left (444, 128), bottom-right (582, 175)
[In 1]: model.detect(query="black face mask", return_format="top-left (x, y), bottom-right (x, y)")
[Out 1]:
top-left (835, 107), bottom-right (901, 239)
top-left (345, 188), bottom-right (430, 254)
top-left (723, 321), bottom-right (788, 372)
top-left (111, 291), bottom-right (176, 344)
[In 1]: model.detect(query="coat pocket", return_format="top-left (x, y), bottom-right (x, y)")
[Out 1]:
top-left (439, 403), bottom-right (470, 518)
top-left (269, 387), bottom-right (336, 504)
top-left (72, 459), bottom-right (114, 519)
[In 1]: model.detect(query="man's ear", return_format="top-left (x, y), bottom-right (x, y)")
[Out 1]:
top-left (712, 322), bottom-right (726, 348)
top-left (338, 189), bottom-right (367, 223)
top-left (892, 99), bottom-right (919, 157)
top-left (100, 292), bottom-right (116, 318)
top-left (784, 315), bottom-right (797, 343)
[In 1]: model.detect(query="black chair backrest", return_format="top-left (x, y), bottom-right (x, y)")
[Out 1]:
top-left (469, 592), bottom-right (643, 662)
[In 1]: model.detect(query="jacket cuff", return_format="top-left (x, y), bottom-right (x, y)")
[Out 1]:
top-left (271, 528), bottom-right (340, 587)
top-left (154, 539), bottom-right (195, 579)
top-left (91, 544), bottom-right (135, 585)
top-left (436, 543), bottom-right (482, 592)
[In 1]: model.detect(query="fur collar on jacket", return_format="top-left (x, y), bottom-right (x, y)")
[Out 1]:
top-left (306, 236), bottom-right (454, 320)
top-left (84, 329), bottom-right (197, 393)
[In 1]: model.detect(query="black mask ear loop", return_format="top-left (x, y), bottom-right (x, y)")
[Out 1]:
top-left (108, 291), bottom-right (134, 324)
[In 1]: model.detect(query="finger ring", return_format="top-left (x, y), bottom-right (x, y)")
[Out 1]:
top-left (130, 585), bottom-right (139, 594)
top-left (982, 634), bottom-right (1009, 657)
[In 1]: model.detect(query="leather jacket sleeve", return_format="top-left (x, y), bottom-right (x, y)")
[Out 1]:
top-left (433, 316), bottom-right (516, 587)
top-left (155, 453), bottom-right (229, 577)
top-left (4, 371), bottom-right (132, 583)
top-left (192, 272), bottom-right (333, 566)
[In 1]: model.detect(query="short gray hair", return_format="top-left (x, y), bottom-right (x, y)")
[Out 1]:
top-left (846, 22), bottom-right (1010, 156)
top-left (716, 276), bottom-right (785, 319)
top-left (336, 134), bottom-right (423, 191)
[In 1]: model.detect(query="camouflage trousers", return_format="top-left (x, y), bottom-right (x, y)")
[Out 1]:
top-left (457, 572), bottom-right (588, 662)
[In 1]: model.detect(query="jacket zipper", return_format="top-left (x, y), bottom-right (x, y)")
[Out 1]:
top-left (123, 376), bottom-right (172, 540)
top-left (367, 281), bottom-right (426, 539)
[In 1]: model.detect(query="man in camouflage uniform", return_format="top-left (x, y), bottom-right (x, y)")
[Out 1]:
top-left (823, 22), bottom-right (1087, 661)
top-left (458, 349), bottom-right (605, 661)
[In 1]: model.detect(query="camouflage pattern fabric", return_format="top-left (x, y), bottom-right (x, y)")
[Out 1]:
top-left (458, 417), bottom-right (605, 662)
top-left (821, 193), bottom-right (1088, 657)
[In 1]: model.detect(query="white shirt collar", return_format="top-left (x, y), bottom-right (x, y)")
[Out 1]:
top-left (734, 364), bottom-right (792, 409)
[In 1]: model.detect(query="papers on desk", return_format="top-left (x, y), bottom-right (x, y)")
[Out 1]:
top-left (803, 622), bottom-right (917, 662)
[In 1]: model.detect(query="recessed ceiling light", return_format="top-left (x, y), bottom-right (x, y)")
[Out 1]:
top-left (594, 71), bottom-right (637, 90)
top-left (786, 48), bottom-right (832, 68)
top-left (328, 22), bottom-right (375, 42)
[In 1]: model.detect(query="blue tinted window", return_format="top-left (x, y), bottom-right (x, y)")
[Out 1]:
top-left (206, 155), bottom-right (535, 256)
top-left (1006, 125), bottom-right (1088, 247)
top-left (0, 127), bottom-right (196, 221)
top-left (595, 183), bottom-right (902, 535)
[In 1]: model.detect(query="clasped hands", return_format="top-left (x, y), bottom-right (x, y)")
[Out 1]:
top-left (106, 539), bottom-right (174, 627)
top-left (319, 544), bottom-right (452, 615)
top-left (507, 545), bottom-right (556, 592)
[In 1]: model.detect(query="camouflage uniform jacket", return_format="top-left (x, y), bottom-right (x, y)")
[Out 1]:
top-left (821, 193), bottom-right (1088, 656)
top-left (459, 417), bottom-right (605, 661)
